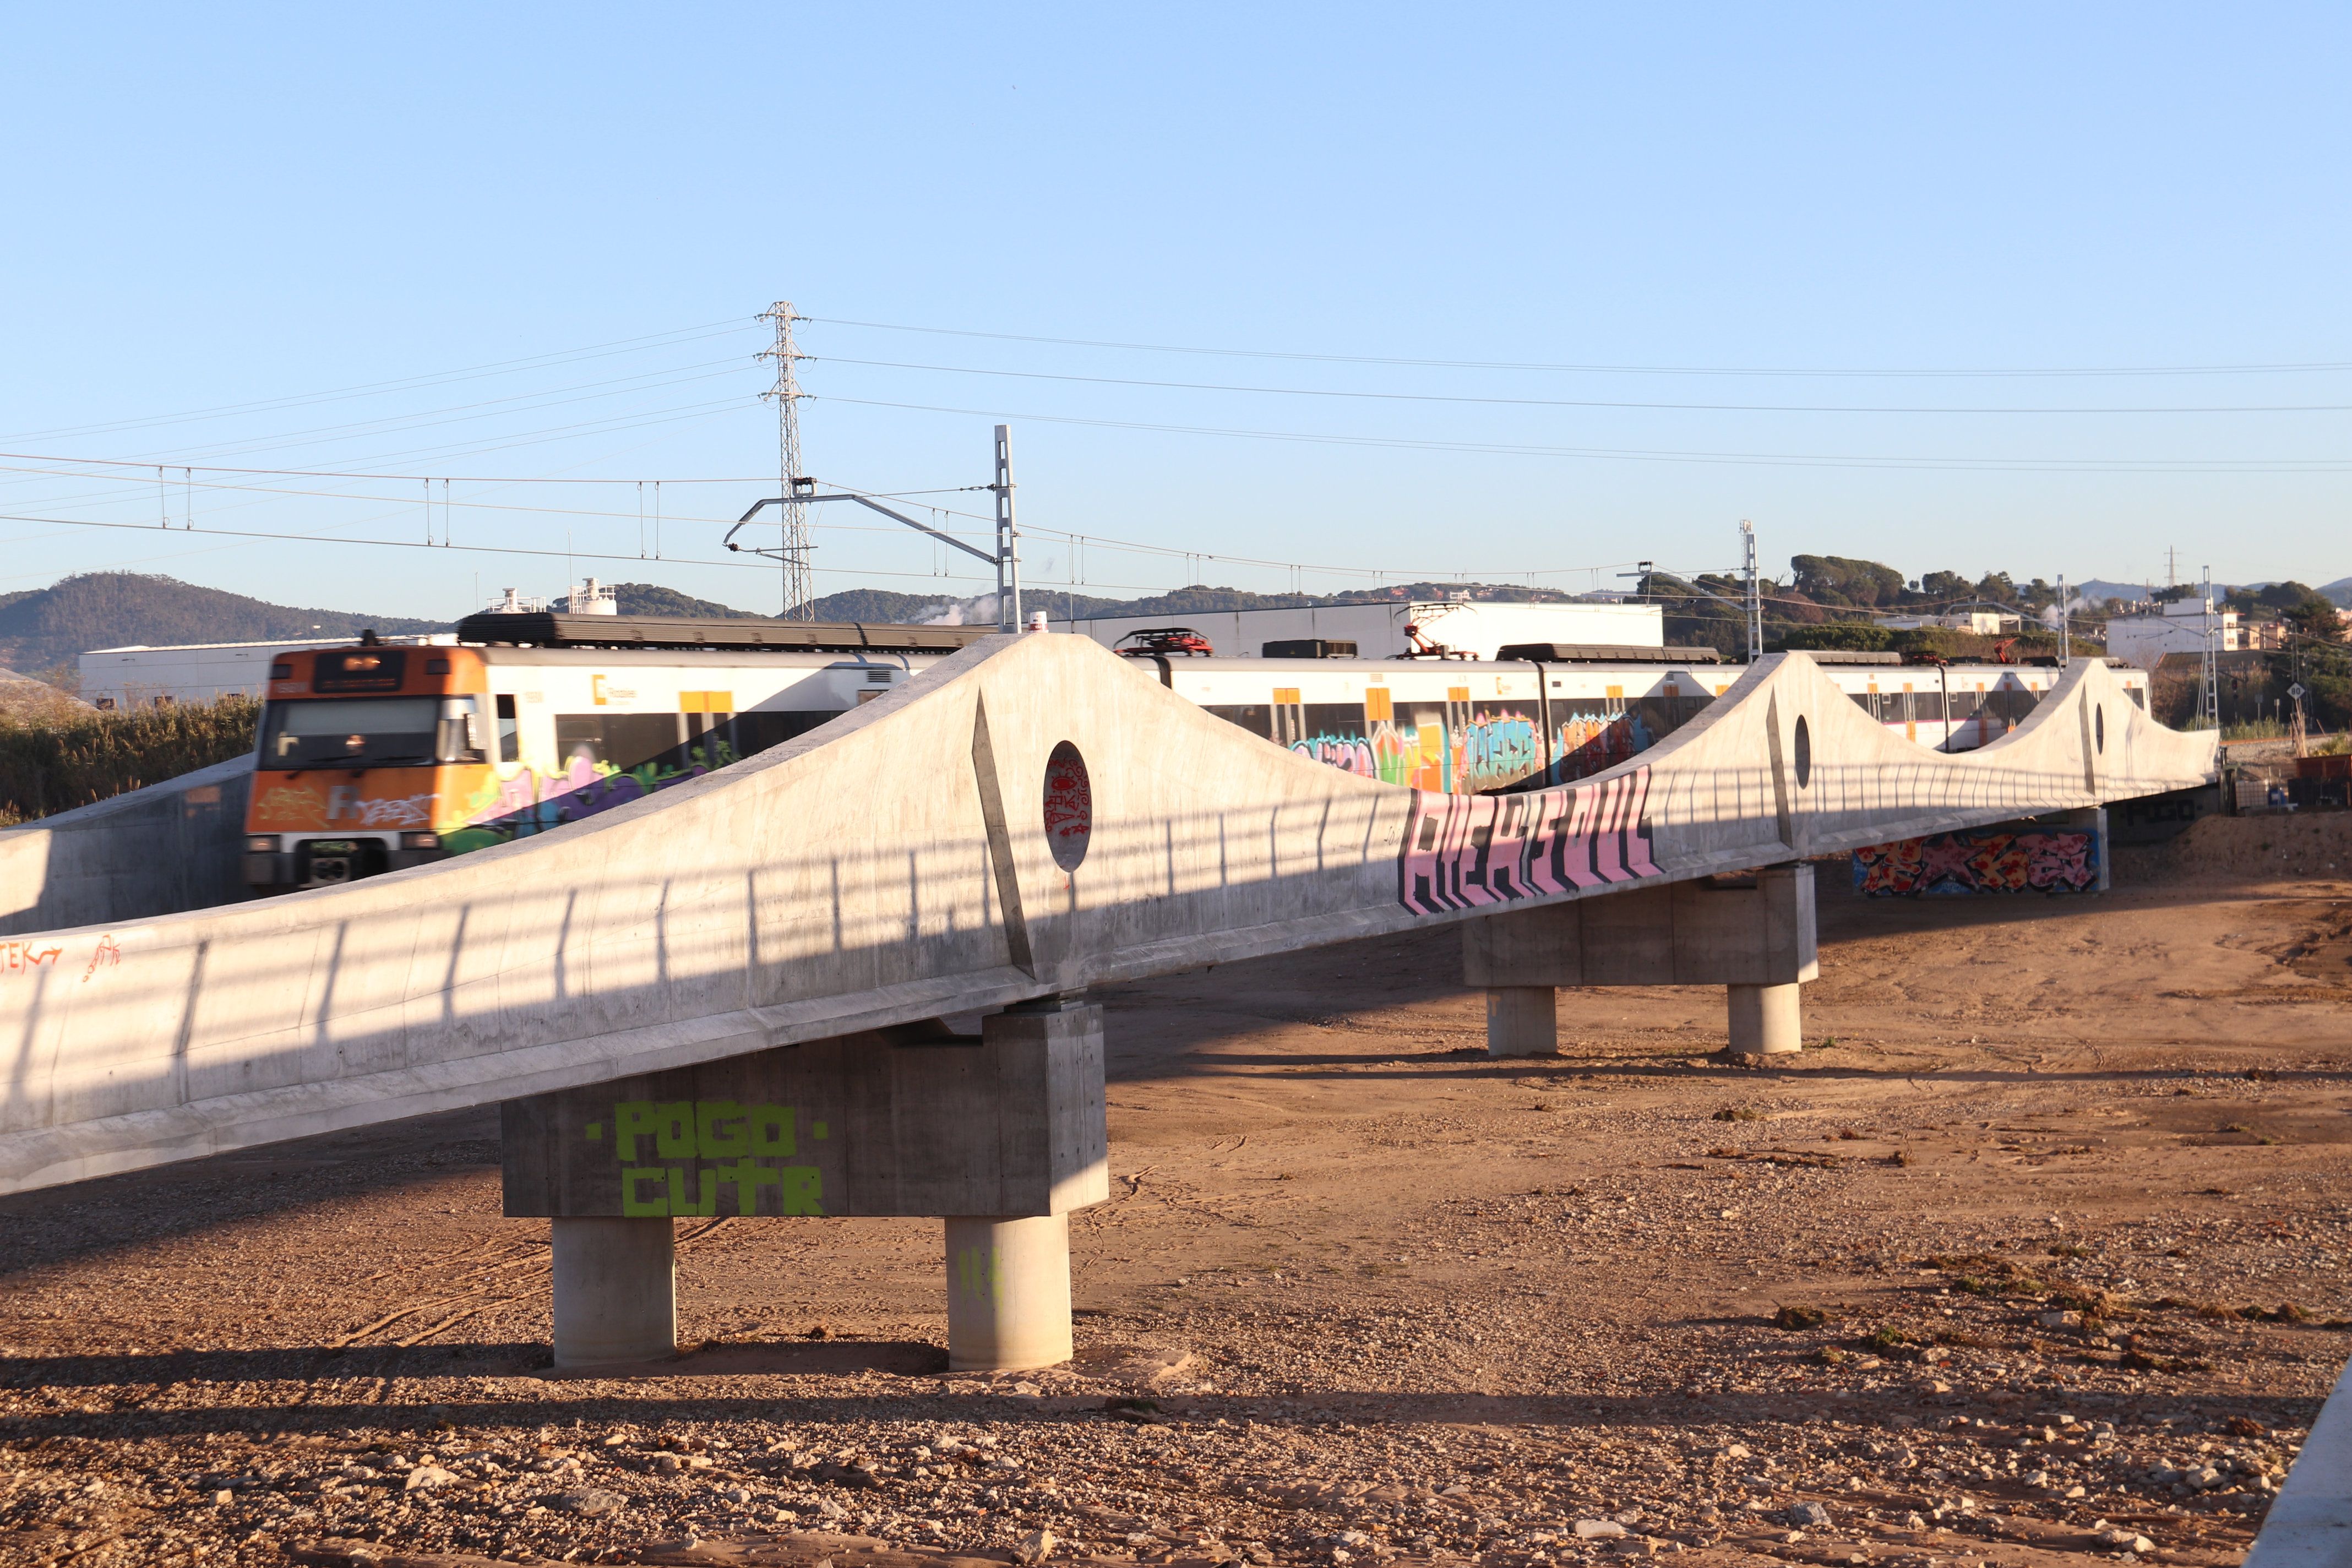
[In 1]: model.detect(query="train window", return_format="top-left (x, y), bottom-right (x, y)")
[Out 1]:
top-left (1207, 704), bottom-right (1273, 740)
top-left (554, 714), bottom-right (686, 772)
top-left (435, 697), bottom-right (486, 764)
top-left (260, 696), bottom-right (438, 769)
top-left (495, 694), bottom-right (520, 762)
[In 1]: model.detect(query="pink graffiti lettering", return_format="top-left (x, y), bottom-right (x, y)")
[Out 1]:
top-left (1397, 764), bottom-right (1659, 915)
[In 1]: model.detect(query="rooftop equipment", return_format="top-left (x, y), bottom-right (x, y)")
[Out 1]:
top-left (1495, 643), bottom-right (1727, 664)
top-left (454, 612), bottom-right (995, 654)
top-left (1261, 639), bottom-right (1358, 658)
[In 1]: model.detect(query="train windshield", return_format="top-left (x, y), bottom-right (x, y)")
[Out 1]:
top-left (260, 696), bottom-right (447, 769)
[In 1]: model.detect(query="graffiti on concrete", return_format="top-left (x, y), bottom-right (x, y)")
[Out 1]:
top-left (1853, 829), bottom-right (2099, 896)
top-left (1, 941), bottom-right (64, 976)
top-left (588, 1098), bottom-right (825, 1217)
top-left (1398, 764), bottom-right (1659, 913)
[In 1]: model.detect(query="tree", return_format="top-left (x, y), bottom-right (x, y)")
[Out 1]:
top-left (1918, 570), bottom-right (1972, 602)
top-left (1975, 571), bottom-right (2020, 607)
top-left (1791, 555), bottom-right (1906, 608)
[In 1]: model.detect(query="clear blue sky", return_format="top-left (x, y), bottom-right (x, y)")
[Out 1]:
top-left (2, 4), bottom-right (2346, 621)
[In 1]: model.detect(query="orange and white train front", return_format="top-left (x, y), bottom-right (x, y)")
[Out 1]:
top-left (242, 643), bottom-right (492, 892)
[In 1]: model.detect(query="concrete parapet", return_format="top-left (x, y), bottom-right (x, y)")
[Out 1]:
top-left (0, 753), bottom-right (253, 937)
top-left (550, 1216), bottom-right (675, 1368)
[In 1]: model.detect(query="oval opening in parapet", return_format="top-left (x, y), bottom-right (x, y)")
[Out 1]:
top-left (1793, 715), bottom-right (1812, 789)
top-left (1043, 741), bottom-right (1092, 871)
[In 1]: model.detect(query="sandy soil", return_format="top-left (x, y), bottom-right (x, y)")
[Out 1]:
top-left (4, 815), bottom-right (2351, 1568)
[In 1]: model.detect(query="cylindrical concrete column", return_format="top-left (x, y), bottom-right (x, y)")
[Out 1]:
top-left (1727, 983), bottom-right (1803, 1057)
top-left (551, 1217), bottom-right (676, 1368)
top-left (945, 1214), bottom-right (1073, 1371)
top-left (1484, 986), bottom-right (1558, 1058)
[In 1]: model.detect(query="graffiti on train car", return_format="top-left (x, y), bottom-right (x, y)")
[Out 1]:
top-left (1852, 828), bottom-right (2098, 896)
top-left (1398, 764), bottom-right (1660, 913)
top-left (1549, 709), bottom-right (1656, 784)
top-left (1290, 732), bottom-right (1380, 777)
top-left (442, 738), bottom-right (736, 854)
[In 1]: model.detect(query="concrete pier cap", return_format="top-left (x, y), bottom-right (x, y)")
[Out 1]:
top-left (1465, 863), bottom-right (1818, 1058)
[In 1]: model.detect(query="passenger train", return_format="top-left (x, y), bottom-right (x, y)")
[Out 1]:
top-left (241, 613), bottom-right (2147, 892)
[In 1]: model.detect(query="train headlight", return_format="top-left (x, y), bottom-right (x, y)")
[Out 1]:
top-left (400, 832), bottom-right (441, 851)
top-left (245, 835), bottom-right (276, 853)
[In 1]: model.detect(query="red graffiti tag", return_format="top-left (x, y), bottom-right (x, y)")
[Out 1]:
top-left (2, 941), bottom-right (64, 974)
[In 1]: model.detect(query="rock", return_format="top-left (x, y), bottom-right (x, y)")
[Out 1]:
top-left (403, 1466), bottom-right (457, 1491)
top-left (211, 1489), bottom-right (234, 1506)
top-left (1575, 1519), bottom-right (1627, 1539)
top-left (2040, 1311), bottom-right (2084, 1330)
top-left (2098, 1528), bottom-right (2156, 1553)
top-left (654, 1453), bottom-right (684, 1474)
top-left (1786, 1502), bottom-right (1831, 1528)
top-left (550, 1487), bottom-right (627, 1516)
top-left (1014, 1527), bottom-right (1058, 1563)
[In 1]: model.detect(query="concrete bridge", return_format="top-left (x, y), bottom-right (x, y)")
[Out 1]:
top-left (0, 634), bottom-right (2215, 1371)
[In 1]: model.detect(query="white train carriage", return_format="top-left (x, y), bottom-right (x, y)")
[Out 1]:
top-left (1127, 648), bottom-right (2147, 795)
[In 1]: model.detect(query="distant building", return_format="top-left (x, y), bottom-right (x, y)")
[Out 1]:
top-left (2103, 598), bottom-right (2243, 671)
top-left (1876, 609), bottom-right (2021, 636)
top-left (80, 634), bottom-right (456, 710)
top-left (1048, 599), bottom-right (1665, 660)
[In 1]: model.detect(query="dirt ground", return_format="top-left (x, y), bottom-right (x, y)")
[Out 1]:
top-left (4, 814), bottom-right (2352, 1568)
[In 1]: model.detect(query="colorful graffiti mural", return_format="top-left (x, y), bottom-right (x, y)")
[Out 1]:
top-left (1550, 709), bottom-right (1654, 783)
top-left (1397, 764), bottom-right (1660, 914)
top-left (442, 739), bottom-right (737, 854)
top-left (1852, 829), bottom-right (2099, 896)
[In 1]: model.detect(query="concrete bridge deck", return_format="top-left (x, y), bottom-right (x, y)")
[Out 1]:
top-left (0, 634), bottom-right (2214, 1199)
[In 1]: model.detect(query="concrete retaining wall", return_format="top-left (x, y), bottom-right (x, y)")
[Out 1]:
top-left (0, 753), bottom-right (254, 938)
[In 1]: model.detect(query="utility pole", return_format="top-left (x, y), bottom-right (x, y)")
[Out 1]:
top-left (2166, 546), bottom-right (2178, 593)
top-left (2199, 565), bottom-right (2220, 729)
top-left (1740, 519), bottom-right (1762, 662)
top-left (2058, 573), bottom-right (2070, 668)
top-left (993, 424), bottom-right (1021, 631)
top-left (759, 301), bottom-right (814, 619)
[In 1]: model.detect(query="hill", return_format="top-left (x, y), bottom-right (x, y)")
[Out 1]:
top-left (0, 574), bottom-right (445, 681)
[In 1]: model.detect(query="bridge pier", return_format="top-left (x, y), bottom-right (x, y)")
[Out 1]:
top-left (1467, 865), bottom-right (1818, 1058)
top-left (945, 1213), bottom-right (1074, 1371)
top-left (502, 1002), bottom-right (1109, 1373)
top-left (549, 1216), bottom-right (676, 1368)
top-left (1483, 986), bottom-right (1559, 1057)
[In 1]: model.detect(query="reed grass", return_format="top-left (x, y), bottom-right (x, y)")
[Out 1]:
top-left (0, 698), bottom-right (259, 825)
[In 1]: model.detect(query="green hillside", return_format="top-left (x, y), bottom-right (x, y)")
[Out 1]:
top-left (0, 573), bottom-right (445, 680)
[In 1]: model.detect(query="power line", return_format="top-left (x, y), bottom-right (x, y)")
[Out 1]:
top-left (803, 315), bottom-right (2352, 381)
top-left (0, 319), bottom-right (762, 446)
top-left (810, 354), bottom-right (2352, 416)
top-left (812, 395), bottom-right (2352, 474)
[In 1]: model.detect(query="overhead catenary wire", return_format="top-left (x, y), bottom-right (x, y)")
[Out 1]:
top-left (801, 314), bottom-right (2352, 380)
top-left (809, 355), bottom-right (2352, 416)
top-left (810, 395), bottom-right (2352, 475)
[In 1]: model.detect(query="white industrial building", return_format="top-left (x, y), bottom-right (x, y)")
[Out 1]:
top-left (1048, 598), bottom-right (1665, 660)
top-left (2102, 598), bottom-right (2244, 671)
top-left (79, 634), bottom-right (458, 710)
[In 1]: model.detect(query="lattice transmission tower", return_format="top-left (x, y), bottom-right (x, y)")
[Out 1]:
top-left (759, 301), bottom-right (814, 618)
